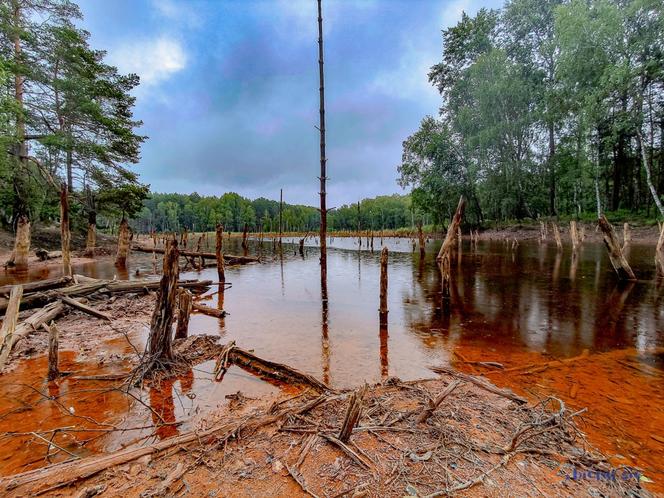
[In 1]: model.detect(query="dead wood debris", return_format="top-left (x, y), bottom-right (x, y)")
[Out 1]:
top-left (4, 372), bottom-right (647, 498)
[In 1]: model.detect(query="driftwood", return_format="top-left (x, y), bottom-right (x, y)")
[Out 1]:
top-left (0, 286), bottom-right (23, 368)
top-left (61, 297), bottom-right (111, 321)
top-left (0, 300), bottom-right (64, 370)
top-left (192, 302), bottom-right (225, 318)
top-left (430, 366), bottom-right (527, 405)
top-left (339, 385), bottom-right (366, 442)
top-left (132, 244), bottom-right (258, 264)
top-left (597, 215), bottom-right (636, 280)
top-left (0, 276), bottom-right (72, 298)
top-left (214, 342), bottom-right (329, 392)
top-left (416, 379), bottom-right (462, 423)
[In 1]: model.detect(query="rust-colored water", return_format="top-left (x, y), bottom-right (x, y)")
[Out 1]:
top-left (0, 236), bottom-right (662, 488)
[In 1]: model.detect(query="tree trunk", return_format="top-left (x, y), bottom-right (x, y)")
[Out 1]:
top-left (175, 289), bottom-right (192, 340)
top-left (12, 215), bottom-right (30, 271)
top-left (85, 213), bottom-right (96, 258)
top-left (553, 223), bottom-right (562, 250)
top-left (46, 321), bottom-right (59, 381)
top-left (215, 224), bottom-right (225, 282)
top-left (597, 215), bottom-right (636, 281)
top-left (317, 0), bottom-right (328, 283)
top-left (148, 238), bottom-right (180, 364)
top-left (115, 217), bottom-right (131, 267)
top-left (417, 221), bottom-right (425, 258)
top-left (655, 222), bottom-right (664, 278)
top-left (636, 128), bottom-right (664, 217)
top-left (436, 196), bottom-right (465, 262)
top-left (60, 184), bottom-right (71, 277)
top-left (379, 246), bottom-right (388, 326)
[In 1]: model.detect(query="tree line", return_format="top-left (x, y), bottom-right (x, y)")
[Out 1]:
top-left (131, 192), bottom-right (421, 233)
top-left (1, 0), bottom-right (147, 268)
top-left (399, 0), bottom-right (664, 226)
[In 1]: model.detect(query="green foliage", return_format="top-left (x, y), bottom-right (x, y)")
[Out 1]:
top-left (402, 0), bottom-right (664, 224)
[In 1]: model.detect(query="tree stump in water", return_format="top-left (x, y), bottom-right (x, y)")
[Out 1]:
top-left (215, 224), bottom-right (225, 283)
top-left (417, 222), bottom-right (425, 258)
top-left (13, 215), bottom-right (31, 271)
top-left (175, 289), bottom-right (192, 340)
top-left (622, 222), bottom-right (631, 250)
top-left (147, 239), bottom-right (180, 366)
top-left (598, 215), bottom-right (636, 281)
top-left (553, 224), bottom-right (563, 250)
top-left (46, 321), bottom-right (59, 381)
top-left (115, 218), bottom-right (131, 267)
top-left (379, 247), bottom-right (388, 326)
top-left (436, 196), bottom-right (465, 301)
top-left (569, 220), bottom-right (580, 253)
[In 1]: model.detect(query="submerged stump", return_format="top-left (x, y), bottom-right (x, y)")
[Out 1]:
top-left (598, 215), bottom-right (636, 281)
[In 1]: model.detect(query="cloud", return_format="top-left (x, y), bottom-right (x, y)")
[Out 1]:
top-left (108, 35), bottom-right (187, 86)
top-left (151, 0), bottom-right (201, 28)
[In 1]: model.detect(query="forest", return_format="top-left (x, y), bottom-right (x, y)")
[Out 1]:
top-left (132, 192), bottom-right (420, 233)
top-left (399, 0), bottom-right (664, 226)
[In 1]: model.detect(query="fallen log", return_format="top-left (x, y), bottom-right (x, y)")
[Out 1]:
top-left (430, 366), bottom-right (526, 405)
top-left (192, 302), bottom-right (225, 318)
top-left (132, 244), bottom-right (258, 264)
top-left (0, 286), bottom-right (23, 368)
top-left (61, 297), bottom-right (111, 321)
top-left (0, 276), bottom-right (72, 298)
top-left (597, 215), bottom-right (637, 280)
top-left (0, 300), bottom-right (64, 370)
top-left (214, 342), bottom-right (329, 392)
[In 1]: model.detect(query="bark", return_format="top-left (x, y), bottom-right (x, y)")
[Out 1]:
top-left (317, 0), bottom-right (328, 282)
top-left (60, 184), bottom-right (72, 277)
top-left (338, 385), bottom-right (366, 443)
top-left (379, 247), bottom-right (388, 326)
top-left (215, 224), bottom-right (225, 282)
top-left (0, 285), bottom-right (23, 367)
top-left (147, 239), bottom-right (180, 363)
top-left (13, 215), bottom-right (30, 271)
top-left (597, 215), bottom-right (636, 281)
top-left (175, 289), bottom-right (192, 340)
top-left (46, 321), bottom-right (59, 381)
top-left (636, 128), bottom-right (664, 217)
top-left (115, 218), bottom-right (131, 267)
top-left (655, 222), bottom-right (664, 278)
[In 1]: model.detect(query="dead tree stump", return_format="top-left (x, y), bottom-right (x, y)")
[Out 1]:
top-left (215, 224), bottom-right (225, 283)
top-left (175, 289), bottom-right (192, 340)
top-left (436, 196), bottom-right (465, 299)
top-left (147, 238), bottom-right (180, 366)
top-left (379, 247), bottom-right (388, 326)
top-left (622, 222), bottom-right (631, 250)
top-left (417, 221), bottom-right (425, 258)
top-left (13, 215), bottom-right (30, 271)
top-left (115, 217), bottom-right (131, 267)
top-left (46, 321), bottom-right (59, 381)
top-left (553, 224), bottom-right (563, 250)
top-left (598, 215), bottom-right (636, 281)
top-left (242, 223), bottom-right (249, 252)
top-left (570, 220), bottom-right (580, 253)
top-left (339, 385), bottom-right (367, 442)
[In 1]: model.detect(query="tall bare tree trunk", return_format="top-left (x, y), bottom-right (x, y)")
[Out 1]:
top-left (379, 247), bottom-right (388, 326)
top-left (317, 0), bottom-right (328, 283)
top-left (636, 128), bottom-right (664, 217)
top-left (116, 217), bottom-right (130, 267)
top-left (655, 222), bottom-right (664, 277)
top-left (60, 184), bottom-right (71, 276)
top-left (148, 238), bottom-right (179, 364)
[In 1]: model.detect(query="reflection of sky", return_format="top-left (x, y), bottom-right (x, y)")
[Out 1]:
top-left (75, 0), bottom-right (503, 205)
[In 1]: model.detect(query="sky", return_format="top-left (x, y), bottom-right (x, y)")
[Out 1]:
top-left (77, 0), bottom-right (501, 207)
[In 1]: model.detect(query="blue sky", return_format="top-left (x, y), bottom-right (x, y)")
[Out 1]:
top-left (77, 0), bottom-right (501, 206)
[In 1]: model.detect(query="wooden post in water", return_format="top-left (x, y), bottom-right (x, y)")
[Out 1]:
top-left (570, 220), bottom-right (580, 253)
top-left (357, 202), bottom-right (362, 247)
top-left (317, 0), bottom-right (328, 284)
top-left (215, 224), bottom-right (225, 282)
top-left (115, 217), bottom-right (131, 267)
top-left (655, 222), bottom-right (664, 277)
top-left (436, 196), bottom-right (465, 263)
top-left (46, 321), bottom-right (59, 381)
top-left (379, 246), bottom-right (388, 326)
top-left (622, 222), bottom-right (631, 250)
top-left (417, 221), bottom-right (425, 258)
top-left (278, 188), bottom-right (283, 252)
top-left (175, 289), bottom-right (192, 340)
top-left (148, 238), bottom-right (179, 365)
top-left (60, 184), bottom-right (71, 277)
top-left (552, 223), bottom-right (562, 250)
top-left (598, 215), bottom-right (636, 281)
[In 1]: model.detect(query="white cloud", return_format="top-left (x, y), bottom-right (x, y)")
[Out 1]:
top-left (151, 0), bottom-right (201, 28)
top-left (108, 35), bottom-right (187, 87)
